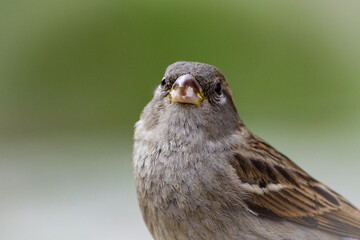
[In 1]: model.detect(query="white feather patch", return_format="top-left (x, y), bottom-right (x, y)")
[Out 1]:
top-left (241, 182), bottom-right (285, 194)
top-left (266, 183), bottom-right (285, 192)
top-left (219, 95), bottom-right (227, 105)
top-left (240, 183), bottom-right (264, 194)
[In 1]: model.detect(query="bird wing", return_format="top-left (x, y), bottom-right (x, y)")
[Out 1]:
top-left (230, 134), bottom-right (360, 239)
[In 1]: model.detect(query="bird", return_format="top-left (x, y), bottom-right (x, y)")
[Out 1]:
top-left (132, 61), bottom-right (360, 240)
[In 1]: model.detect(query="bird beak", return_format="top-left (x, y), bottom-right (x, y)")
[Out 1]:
top-left (169, 74), bottom-right (204, 106)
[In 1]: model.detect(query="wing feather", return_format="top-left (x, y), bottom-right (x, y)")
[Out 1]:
top-left (232, 134), bottom-right (360, 238)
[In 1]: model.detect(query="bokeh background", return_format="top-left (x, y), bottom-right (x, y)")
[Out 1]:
top-left (1, 0), bottom-right (360, 239)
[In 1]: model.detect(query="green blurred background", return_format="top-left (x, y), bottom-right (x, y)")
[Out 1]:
top-left (1, 1), bottom-right (359, 239)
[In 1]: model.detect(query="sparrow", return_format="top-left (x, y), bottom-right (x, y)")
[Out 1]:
top-left (133, 61), bottom-right (360, 240)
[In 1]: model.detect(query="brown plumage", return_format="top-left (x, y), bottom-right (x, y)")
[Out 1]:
top-left (133, 61), bottom-right (360, 240)
top-left (232, 134), bottom-right (360, 238)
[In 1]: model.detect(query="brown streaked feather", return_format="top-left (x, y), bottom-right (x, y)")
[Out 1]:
top-left (232, 134), bottom-right (360, 239)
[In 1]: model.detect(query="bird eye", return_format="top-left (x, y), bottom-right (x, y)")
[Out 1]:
top-left (214, 82), bottom-right (222, 95)
top-left (161, 77), bottom-right (167, 86)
